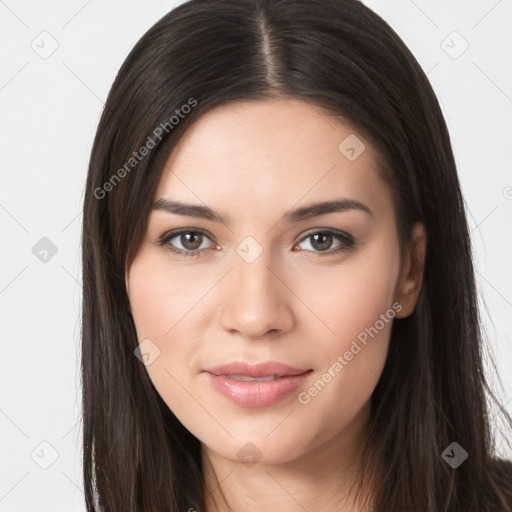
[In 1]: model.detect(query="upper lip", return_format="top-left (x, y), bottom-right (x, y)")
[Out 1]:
top-left (204, 361), bottom-right (312, 378)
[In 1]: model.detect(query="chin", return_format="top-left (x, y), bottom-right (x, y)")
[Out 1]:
top-left (201, 426), bottom-right (315, 466)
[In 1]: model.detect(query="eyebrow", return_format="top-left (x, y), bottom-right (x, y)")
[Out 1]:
top-left (152, 197), bottom-right (373, 227)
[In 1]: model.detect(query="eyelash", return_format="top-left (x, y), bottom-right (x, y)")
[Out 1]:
top-left (157, 228), bottom-right (356, 259)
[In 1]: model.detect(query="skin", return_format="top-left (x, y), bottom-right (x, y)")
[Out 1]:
top-left (125, 98), bottom-right (427, 511)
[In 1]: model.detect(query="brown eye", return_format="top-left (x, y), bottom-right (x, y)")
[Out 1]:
top-left (158, 229), bottom-right (215, 258)
top-left (295, 230), bottom-right (355, 256)
top-left (309, 232), bottom-right (333, 251)
top-left (178, 232), bottom-right (204, 251)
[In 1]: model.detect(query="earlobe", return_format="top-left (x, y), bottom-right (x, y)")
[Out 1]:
top-left (394, 222), bottom-right (427, 319)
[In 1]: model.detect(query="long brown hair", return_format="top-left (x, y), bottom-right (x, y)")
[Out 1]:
top-left (81, 0), bottom-right (512, 510)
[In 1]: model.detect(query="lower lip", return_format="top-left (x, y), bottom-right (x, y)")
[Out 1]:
top-left (205, 371), bottom-right (312, 408)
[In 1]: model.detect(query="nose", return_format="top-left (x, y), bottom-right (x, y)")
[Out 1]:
top-left (219, 247), bottom-right (295, 340)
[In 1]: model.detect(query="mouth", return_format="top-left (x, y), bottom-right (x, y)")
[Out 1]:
top-left (203, 361), bottom-right (313, 407)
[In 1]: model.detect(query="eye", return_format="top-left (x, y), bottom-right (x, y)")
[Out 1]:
top-left (158, 228), bottom-right (356, 259)
top-left (158, 229), bottom-right (217, 259)
top-left (294, 229), bottom-right (355, 256)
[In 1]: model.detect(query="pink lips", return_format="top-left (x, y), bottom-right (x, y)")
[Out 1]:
top-left (204, 361), bottom-right (313, 408)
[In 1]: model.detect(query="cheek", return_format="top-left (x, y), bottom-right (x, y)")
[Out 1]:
top-left (128, 250), bottom-right (206, 340)
top-left (295, 245), bottom-right (400, 352)
top-left (128, 252), bottom-right (209, 419)
top-left (304, 274), bottom-right (394, 394)
top-left (127, 252), bottom-right (208, 383)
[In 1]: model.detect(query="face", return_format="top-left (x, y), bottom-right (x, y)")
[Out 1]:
top-left (126, 99), bottom-right (425, 465)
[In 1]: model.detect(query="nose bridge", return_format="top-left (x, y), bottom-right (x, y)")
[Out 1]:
top-left (219, 235), bottom-right (294, 337)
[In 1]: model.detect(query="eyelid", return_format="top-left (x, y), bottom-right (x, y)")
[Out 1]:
top-left (296, 227), bottom-right (352, 242)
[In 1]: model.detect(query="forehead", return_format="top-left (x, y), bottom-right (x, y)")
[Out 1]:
top-left (155, 99), bottom-right (391, 223)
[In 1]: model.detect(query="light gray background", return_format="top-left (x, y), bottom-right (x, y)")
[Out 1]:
top-left (0, 1), bottom-right (511, 510)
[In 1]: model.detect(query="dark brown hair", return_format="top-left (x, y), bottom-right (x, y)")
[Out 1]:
top-left (81, 0), bottom-right (512, 510)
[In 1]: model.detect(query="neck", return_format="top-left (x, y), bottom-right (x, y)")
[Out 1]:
top-left (201, 401), bottom-right (373, 512)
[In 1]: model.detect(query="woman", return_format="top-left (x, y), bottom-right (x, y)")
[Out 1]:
top-left (81, 0), bottom-right (512, 510)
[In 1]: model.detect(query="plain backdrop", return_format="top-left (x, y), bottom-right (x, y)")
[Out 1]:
top-left (0, 1), bottom-right (511, 510)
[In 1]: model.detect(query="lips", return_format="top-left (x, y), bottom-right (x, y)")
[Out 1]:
top-left (205, 361), bottom-right (311, 378)
top-left (204, 361), bottom-right (313, 408)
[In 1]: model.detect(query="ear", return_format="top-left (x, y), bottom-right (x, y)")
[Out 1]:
top-left (394, 222), bottom-right (427, 319)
